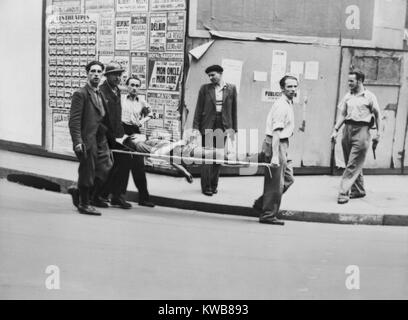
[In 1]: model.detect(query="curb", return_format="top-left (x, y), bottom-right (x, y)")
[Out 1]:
top-left (1, 166), bottom-right (407, 227)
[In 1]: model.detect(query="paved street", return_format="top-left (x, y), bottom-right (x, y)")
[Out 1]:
top-left (0, 179), bottom-right (407, 300)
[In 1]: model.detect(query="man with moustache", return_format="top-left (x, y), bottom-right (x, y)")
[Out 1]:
top-left (193, 64), bottom-right (238, 196)
top-left (253, 75), bottom-right (298, 225)
top-left (331, 70), bottom-right (381, 204)
top-left (68, 60), bottom-right (112, 216)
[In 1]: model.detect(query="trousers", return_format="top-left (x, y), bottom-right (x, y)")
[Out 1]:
top-left (254, 138), bottom-right (294, 218)
top-left (339, 123), bottom-right (370, 196)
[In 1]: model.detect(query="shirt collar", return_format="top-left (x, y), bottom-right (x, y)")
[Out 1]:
top-left (214, 81), bottom-right (227, 89)
top-left (126, 94), bottom-right (139, 102)
top-left (87, 82), bottom-right (99, 93)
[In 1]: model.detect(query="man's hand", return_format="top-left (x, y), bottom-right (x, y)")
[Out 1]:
top-left (372, 132), bottom-right (381, 144)
top-left (330, 129), bottom-right (338, 142)
top-left (74, 144), bottom-right (86, 158)
top-left (270, 155), bottom-right (280, 167)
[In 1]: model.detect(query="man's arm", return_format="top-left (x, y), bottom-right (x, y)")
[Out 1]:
top-left (371, 94), bottom-right (381, 142)
top-left (193, 85), bottom-right (205, 132)
top-left (331, 96), bottom-right (347, 141)
top-left (270, 130), bottom-right (281, 167)
top-left (232, 85), bottom-right (238, 133)
top-left (69, 90), bottom-right (84, 150)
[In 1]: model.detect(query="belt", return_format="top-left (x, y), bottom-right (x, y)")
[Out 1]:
top-left (344, 120), bottom-right (370, 126)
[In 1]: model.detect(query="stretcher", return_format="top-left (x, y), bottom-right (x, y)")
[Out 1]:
top-left (111, 148), bottom-right (274, 179)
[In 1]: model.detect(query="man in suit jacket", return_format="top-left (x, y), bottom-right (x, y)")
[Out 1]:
top-left (68, 60), bottom-right (113, 216)
top-left (193, 64), bottom-right (238, 196)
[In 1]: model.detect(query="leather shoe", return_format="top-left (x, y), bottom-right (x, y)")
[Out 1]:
top-left (212, 189), bottom-right (218, 194)
top-left (78, 204), bottom-right (101, 216)
top-left (202, 190), bottom-right (213, 196)
top-left (350, 193), bottom-right (366, 199)
top-left (337, 196), bottom-right (349, 204)
top-left (139, 200), bottom-right (155, 208)
top-left (111, 197), bottom-right (132, 209)
top-left (67, 186), bottom-right (79, 208)
top-left (91, 197), bottom-right (109, 208)
top-left (259, 216), bottom-right (285, 225)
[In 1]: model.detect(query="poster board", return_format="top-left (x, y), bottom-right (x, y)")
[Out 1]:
top-left (45, 0), bottom-right (186, 159)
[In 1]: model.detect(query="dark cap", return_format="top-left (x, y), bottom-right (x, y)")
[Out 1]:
top-left (104, 61), bottom-right (125, 75)
top-left (205, 64), bottom-right (224, 74)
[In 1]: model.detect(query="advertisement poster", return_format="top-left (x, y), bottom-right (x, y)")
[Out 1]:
top-left (131, 52), bottom-right (147, 89)
top-left (221, 58), bottom-right (243, 93)
top-left (52, 0), bottom-right (82, 14)
top-left (166, 11), bottom-right (185, 51)
top-left (114, 51), bottom-right (130, 84)
top-left (115, 17), bottom-right (131, 50)
top-left (147, 91), bottom-right (180, 130)
top-left (150, 0), bottom-right (185, 11)
top-left (98, 11), bottom-right (115, 54)
top-left (130, 14), bottom-right (148, 51)
top-left (116, 0), bottom-right (148, 12)
top-left (85, 0), bottom-right (115, 12)
top-left (52, 111), bottom-right (74, 154)
top-left (149, 13), bottom-right (167, 52)
top-left (148, 52), bottom-right (183, 91)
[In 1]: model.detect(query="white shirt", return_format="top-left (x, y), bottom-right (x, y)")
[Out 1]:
top-left (214, 81), bottom-right (226, 112)
top-left (265, 95), bottom-right (294, 139)
top-left (338, 88), bottom-right (380, 123)
top-left (121, 95), bottom-right (144, 125)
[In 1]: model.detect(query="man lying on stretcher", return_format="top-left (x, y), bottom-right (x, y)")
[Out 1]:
top-left (119, 131), bottom-right (259, 183)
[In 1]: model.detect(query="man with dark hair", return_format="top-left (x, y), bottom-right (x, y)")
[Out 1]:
top-left (253, 75), bottom-right (298, 225)
top-left (118, 75), bottom-right (155, 207)
top-left (68, 60), bottom-right (112, 216)
top-left (331, 70), bottom-right (381, 204)
top-left (193, 64), bottom-right (238, 196)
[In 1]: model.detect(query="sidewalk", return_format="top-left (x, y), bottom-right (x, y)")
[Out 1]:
top-left (0, 149), bottom-right (407, 226)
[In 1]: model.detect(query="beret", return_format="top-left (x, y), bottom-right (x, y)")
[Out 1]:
top-left (205, 64), bottom-right (224, 74)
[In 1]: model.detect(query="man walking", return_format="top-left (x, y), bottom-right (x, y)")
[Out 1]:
top-left (331, 70), bottom-right (381, 204)
top-left (68, 60), bottom-right (112, 216)
top-left (192, 64), bottom-right (238, 196)
top-left (253, 75), bottom-right (297, 225)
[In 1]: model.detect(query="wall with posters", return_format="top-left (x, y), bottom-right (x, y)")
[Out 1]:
top-left (184, 40), bottom-right (341, 169)
top-left (43, 0), bottom-right (186, 155)
top-left (0, 0), bottom-right (43, 145)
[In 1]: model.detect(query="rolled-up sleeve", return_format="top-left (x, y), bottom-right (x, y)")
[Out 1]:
top-left (265, 104), bottom-right (286, 136)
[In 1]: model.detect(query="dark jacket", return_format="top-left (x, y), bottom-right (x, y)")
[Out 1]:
top-left (193, 82), bottom-right (238, 134)
top-left (68, 84), bottom-right (109, 153)
top-left (99, 80), bottom-right (125, 141)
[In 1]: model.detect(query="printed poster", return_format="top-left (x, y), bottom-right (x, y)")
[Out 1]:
top-left (166, 11), bottom-right (185, 51)
top-left (52, 111), bottom-right (74, 154)
top-left (52, 0), bottom-right (82, 14)
top-left (114, 51), bottom-right (130, 84)
top-left (130, 14), bottom-right (148, 51)
top-left (116, 0), bottom-right (148, 12)
top-left (146, 92), bottom-right (168, 129)
top-left (270, 49), bottom-right (287, 101)
top-left (221, 58), bottom-right (243, 93)
top-left (131, 52), bottom-right (148, 89)
top-left (148, 52), bottom-right (183, 91)
top-left (150, 0), bottom-right (185, 11)
top-left (98, 11), bottom-right (115, 54)
top-left (149, 13), bottom-right (167, 52)
top-left (85, 0), bottom-right (115, 12)
top-left (115, 17), bottom-right (131, 50)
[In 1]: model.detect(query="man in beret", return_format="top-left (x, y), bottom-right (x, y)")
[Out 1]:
top-left (193, 64), bottom-right (238, 196)
top-left (68, 60), bottom-right (113, 216)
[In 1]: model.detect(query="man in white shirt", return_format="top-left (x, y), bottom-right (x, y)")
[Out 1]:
top-left (118, 75), bottom-right (155, 207)
top-left (331, 70), bottom-right (381, 204)
top-left (253, 75), bottom-right (297, 225)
